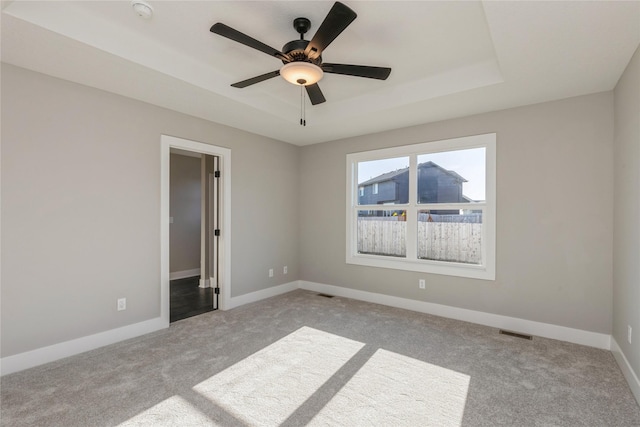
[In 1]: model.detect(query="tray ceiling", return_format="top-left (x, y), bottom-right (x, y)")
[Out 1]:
top-left (2, 1), bottom-right (639, 145)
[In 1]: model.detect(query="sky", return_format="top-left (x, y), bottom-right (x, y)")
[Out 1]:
top-left (357, 147), bottom-right (486, 201)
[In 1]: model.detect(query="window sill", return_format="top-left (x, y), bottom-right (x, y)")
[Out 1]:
top-left (346, 253), bottom-right (495, 280)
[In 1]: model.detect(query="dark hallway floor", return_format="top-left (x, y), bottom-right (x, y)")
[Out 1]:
top-left (170, 276), bottom-right (214, 322)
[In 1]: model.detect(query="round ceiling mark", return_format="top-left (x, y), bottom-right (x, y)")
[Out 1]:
top-left (132, 1), bottom-right (153, 19)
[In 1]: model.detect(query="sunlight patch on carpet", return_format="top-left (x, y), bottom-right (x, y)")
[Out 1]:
top-left (193, 326), bottom-right (365, 426)
top-left (118, 396), bottom-right (216, 426)
top-left (308, 349), bottom-right (470, 427)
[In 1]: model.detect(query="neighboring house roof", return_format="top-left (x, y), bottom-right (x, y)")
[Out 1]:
top-left (359, 161), bottom-right (467, 186)
top-left (359, 168), bottom-right (408, 186)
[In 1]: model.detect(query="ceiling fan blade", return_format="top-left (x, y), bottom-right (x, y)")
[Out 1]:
top-left (305, 2), bottom-right (357, 60)
top-left (322, 63), bottom-right (392, 80)
top-left (211, 23), bottom-right (287, 61)
top-left (305, 83), bottom-right (326, 105)
top-left (231, 70), bottom-right (281, 88)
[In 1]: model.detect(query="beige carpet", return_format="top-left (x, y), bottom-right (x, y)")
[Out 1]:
top-left (119, 396), bottom-right (216, 426)
top-left (308, 348), bottom-right (470, 426)
top-left (193, 327), bottom-right (364, 426)
top-left (120, 327), bottom-right (469, 426)
top-left (1, 289), bottom-right (639, 426)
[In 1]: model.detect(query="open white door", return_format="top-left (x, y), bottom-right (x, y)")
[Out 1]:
top-left (161, 135), bottom-right (231, 326)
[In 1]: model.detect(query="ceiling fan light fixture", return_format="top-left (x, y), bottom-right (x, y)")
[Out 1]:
top-left (280, 62), bottom-right (323, 86)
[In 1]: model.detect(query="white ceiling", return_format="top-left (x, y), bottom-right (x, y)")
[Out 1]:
top-left (2, 1), bottom-right (639, 146)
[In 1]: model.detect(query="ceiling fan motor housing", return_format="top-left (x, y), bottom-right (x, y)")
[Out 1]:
top-left (283, 17), bottom-right (321, 65)
top-left (282, 39), bottom-right (321, 64)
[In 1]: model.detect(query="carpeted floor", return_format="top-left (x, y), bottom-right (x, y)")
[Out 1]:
top-left (1, 289), bottom-right (639, 426)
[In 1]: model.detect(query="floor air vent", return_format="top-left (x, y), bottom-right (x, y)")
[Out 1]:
top-left (317, 293), bottom-right (335, 298)
top-left (499, 329), bottom-right (533, 340)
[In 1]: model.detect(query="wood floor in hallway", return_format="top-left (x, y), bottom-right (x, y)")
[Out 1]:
top-left (170, 276), bottom-right (214, 322)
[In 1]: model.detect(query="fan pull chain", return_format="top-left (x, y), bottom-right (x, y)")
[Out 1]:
top-left (299, 86), bottom-right (306, 126)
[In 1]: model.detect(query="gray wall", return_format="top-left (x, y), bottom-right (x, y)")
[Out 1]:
top-left (613, 45), bottom-right (640, 375)
top-left (169, 153), bottom-right (201, 274)
top-left (299, 92), bottom-right (614, 334)
top-left (0, 61), bottom-right (624, 361)
top-left (1, 64), bottom-right (299, 357)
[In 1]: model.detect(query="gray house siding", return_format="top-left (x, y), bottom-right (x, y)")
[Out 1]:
top-left (358, 162), bottom-right (468, 215)
top-left (418, 167), bottom-right (464, 203)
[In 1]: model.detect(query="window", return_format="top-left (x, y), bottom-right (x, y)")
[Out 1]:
top-left (346, 133), bottom-right (495, 280)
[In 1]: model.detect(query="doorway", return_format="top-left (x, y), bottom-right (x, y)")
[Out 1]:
top-left (168, 150), bottom-right (218, 322)
top-left (161, 135), bottom-right (231, 326)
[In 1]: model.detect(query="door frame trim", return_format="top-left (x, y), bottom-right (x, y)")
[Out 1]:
top-left (161, 135), bottom-right (232, 325)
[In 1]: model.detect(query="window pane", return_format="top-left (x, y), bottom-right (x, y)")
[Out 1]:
top-left (417, 148), bottom-right (485, 204)
top-left (357, 210), bottom-right (406, 257)
top-left (357, 157), bottom-right (409, 205)
top-left (417, 210), bottom-right (482, 264)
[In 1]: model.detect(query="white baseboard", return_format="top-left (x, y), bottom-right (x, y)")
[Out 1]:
top-left (611, 337), bottom-right (640, 405)
top-left (0, 317), bottom-right (168, 376)
top-left (199, 277), bottom-right (215, 289)
top-left (0, 279), bottom-right (615, 379)
top-left (299, 281), bottom-right (612, 350)
top-left (227, 281), bottom-right (299, 310)
top-left (169, 268), bottom-right (200, 280)
top-left (0, 281), bottom-right (296, 376)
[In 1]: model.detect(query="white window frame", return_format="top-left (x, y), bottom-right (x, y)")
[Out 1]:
top-left (346, 133), bottom-right (496, 280)
top-left (373, 183), bottom-right (379, 194)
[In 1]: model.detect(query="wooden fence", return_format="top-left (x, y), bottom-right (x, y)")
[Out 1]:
top-left (357, 220), bottom-right (482, 264)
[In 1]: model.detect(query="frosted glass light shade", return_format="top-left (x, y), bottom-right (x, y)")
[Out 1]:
top-left (280, 62), bottom-right (324, 86)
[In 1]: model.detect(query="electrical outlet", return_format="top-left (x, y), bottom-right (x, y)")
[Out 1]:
top-left (269, 268), bottom-right (274, 278)
top-left (419, 279), bottom-right (426, 289)
top-left (117, 298), bottom-right (126, 311)
top-left (283, 266), bottom-right (288, 274)
top-left (628, 325), bottom-right (632, 344)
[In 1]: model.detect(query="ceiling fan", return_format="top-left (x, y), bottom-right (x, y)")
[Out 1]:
top-left (210, 2), bottom-right (392, 106)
